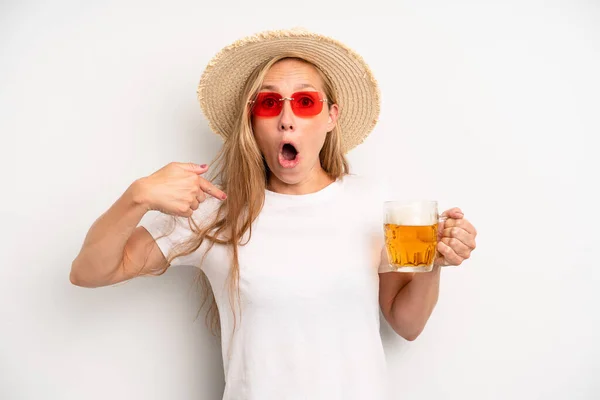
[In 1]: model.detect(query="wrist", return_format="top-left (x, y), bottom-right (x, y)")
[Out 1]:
top-left (127, 178), bottom-right (152, 211)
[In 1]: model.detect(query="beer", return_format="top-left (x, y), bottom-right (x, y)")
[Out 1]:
top-left (384, 223), bottom-right (438, 268)
top-left (384, 201), bottom-right (440, 272)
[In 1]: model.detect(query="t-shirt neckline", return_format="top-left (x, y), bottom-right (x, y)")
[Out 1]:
top-left (264, 176), bottom-right (345, 206)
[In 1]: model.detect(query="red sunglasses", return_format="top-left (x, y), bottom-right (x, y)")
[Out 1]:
top-left (249, 91), bottom-right (328, 118)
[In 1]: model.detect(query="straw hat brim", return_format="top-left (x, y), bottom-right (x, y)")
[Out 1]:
top-left (197, 28), bottom-right (380, 154)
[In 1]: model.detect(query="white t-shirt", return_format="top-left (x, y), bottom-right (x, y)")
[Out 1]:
top-left (140, 174), bottom-right (392, 400)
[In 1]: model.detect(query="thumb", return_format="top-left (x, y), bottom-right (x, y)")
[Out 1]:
top-left (441, 207), bottom-right (464, 220)
top-left (180, 162), bottom-right (208, 174)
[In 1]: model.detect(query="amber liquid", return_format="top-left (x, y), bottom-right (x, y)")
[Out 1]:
top-left (384, 223), bottom-right (438, 268)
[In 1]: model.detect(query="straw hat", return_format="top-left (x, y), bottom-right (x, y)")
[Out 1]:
top-left (197, 27), bottom-right (381, 153)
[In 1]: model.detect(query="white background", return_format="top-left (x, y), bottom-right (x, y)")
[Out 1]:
top-left (1, 0), bottom-right (598, 399)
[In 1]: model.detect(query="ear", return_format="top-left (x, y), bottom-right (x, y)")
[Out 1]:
top-left (326, 103), bottom-right (339, 132)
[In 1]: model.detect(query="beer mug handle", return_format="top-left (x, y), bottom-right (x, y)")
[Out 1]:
top-left (437, 213), bottom-right (451, 266)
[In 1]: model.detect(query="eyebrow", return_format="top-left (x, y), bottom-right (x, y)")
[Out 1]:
top-left (260, 83), bottom-right (318, 91)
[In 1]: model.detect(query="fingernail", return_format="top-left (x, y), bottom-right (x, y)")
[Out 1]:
top-left (221, 194), bottom-right (227, 200)
top-left (200, 164), bottom-right (207, 168)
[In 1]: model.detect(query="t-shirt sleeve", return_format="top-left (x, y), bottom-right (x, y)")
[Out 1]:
top-left (138, 202), bottom-right (217, 268)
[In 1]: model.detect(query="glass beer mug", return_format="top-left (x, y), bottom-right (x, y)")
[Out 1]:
top-left (383, 201), bottom-right (444, 272)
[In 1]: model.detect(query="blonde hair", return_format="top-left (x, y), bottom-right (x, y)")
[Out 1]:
top-left (157, 54), bottom-right (349, 336)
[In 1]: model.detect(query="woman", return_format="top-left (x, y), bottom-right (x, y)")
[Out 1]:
top-left (70, 28), bottom-right (477, 400)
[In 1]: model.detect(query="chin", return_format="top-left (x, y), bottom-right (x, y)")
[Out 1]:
top-left (270, 167), bottom-right (307, 185)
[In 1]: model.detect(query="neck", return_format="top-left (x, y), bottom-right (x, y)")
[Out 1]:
top-left (267, 164), bottom-right (334, 195)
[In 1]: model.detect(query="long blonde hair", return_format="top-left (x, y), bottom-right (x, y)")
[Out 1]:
top-left (159, 54), bottom-right (349, 335)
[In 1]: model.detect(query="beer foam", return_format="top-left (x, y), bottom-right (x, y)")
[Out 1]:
top-left (386, 205), bottom-right (437, 226)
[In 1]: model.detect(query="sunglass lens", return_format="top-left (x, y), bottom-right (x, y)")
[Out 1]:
top-left (252, 92), bottom-right (282, 117)
top-left (291, 92), bottom-right (323, 116)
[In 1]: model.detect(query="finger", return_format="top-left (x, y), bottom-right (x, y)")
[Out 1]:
top-left (199, 180), bottom-right (227, 200)
top-left (181, 208), bottom-right (194, 218)
top-left (444, 218), bottom-right (477, 236)
top-left (442, 227), bottom-right (476, 249)
top-left (196, 190), bottom-right (207, 203)
top-left (179, 162), bottom-right (209, 175)
top-left (437, 241), bottom-right (464, 266)
top-left (190, 198), bottom-right (200, 211)
top-left (440, 207), bottom-right (464, 220)
top-left (441, 237), bottom-right (472, 259)
top-left (434, 254), bottom-right (450, 267)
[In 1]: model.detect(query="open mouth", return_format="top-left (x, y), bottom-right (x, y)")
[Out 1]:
top-left (278, 142), bottom-right (300, 169)
top-left (281, 143), bottom-right (298, 161)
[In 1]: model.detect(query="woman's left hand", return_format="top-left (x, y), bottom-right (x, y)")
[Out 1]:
top-left (435, 207), bottom-right (477, 267)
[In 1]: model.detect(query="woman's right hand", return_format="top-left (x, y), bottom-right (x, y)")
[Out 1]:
top-left (133, 162), bottom-right (227, 217)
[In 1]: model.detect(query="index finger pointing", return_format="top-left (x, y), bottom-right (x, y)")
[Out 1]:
top-left (200, 180), bottom-right (227, 201)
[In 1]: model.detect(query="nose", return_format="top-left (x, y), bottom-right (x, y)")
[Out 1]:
top-left (278, 99), bottom-right (295, 131)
